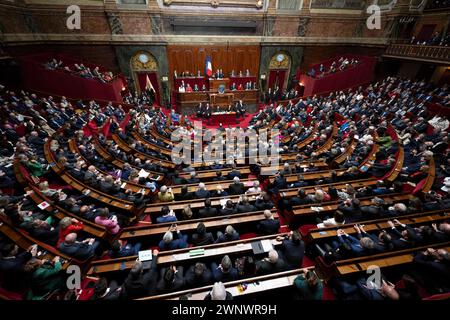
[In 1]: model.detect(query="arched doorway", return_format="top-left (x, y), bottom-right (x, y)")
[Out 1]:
top-left (268, 52), bottom-right (291, 91)
top-left (130, 51), bottom-right (161, 105)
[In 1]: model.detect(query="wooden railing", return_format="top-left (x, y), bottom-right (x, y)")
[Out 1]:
top-left (384, 43), bottom-right (450, 63)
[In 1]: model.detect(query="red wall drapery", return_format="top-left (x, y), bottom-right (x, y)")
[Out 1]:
top-left (137, 72), bottom-right (160, 106)
top-left (268, 69), bottom-right (287, 90)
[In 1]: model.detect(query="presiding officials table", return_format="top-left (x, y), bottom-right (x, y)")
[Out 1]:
top-left (173, 76), bottom-right (259, 115)
top-left (175, 89), bottom-right (258, 114)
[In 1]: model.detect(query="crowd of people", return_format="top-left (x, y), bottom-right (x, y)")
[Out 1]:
top-left (0, 73), bottom-right (449, 300)
top-left (43, 59), bottom-right (115, 84)
top-left (410, 31), bottom-right (450, 47)
top-left (308, 57), bottom-right (360, 78)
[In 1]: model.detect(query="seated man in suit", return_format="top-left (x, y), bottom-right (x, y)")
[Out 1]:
top-left (158, 226), bottom-right (188, 251)
top-left (211, 255), bottom-right (238, 282)
top-left (195, 183), bottom-right (211, 199)
top-left (227, 165), bottom-right (241, 180)
top-left (256, 250), bottom-right (287, 275)
top-left (196, 102), bottom-right (205, 118)
top-left (185, 262), bottom-right (213, 288)
top-left (236, 195), bottom-right (256, 213)
top-left (256, 210), bottom-right (280, 235)
top-left (204, 282), bottom-right (233, 300)
top-left (356, 277), bottom-right (400, 300)
top-left (213, 171), bottom-right (227, 181)
top-left (220, 200), bottom-right (236, 215)
top-left (277, 230), bottom-right (305, 268)
top-left (198, 198), bottom-right (218, 218)
top-left (0, 243), bottom-right (35, 291)
top-left (187, 171), bottom-right (200, 184)
top-left (176, 185), bottom-right (194, 201)
top-left (191, 222), bottom-right (215, 246)
top-left (386, 219), bottom-right (423, 250)
top-left (228, 176), bottom-right (245, 195)
top-left (215, 225), bottom-right (240, 243)
top-left (255, 192), bottom-right (274, 210)
top-left (156, 265), bottom-right (185, 294)
top-left (59, 233), bottom-right (99, 261)
top-left (122, 251), bottom-right (159, 298)
top-left (270, 172), bottom-right (287, 193)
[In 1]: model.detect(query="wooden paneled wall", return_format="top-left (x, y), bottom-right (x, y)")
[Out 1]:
top-left (167, 45), bottom-right (260, 83)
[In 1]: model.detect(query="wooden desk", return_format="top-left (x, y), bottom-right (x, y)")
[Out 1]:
top-left (87, 233), bottom-right (286, 275)
top-left (209, 78), bottom-right (230, 91)
top-left (139, 268), bottom-right (314, 300)
top-left (120, 209), bottom-right (278, 240)
top-left (176, 90), bottom-right (258, 113)
top-left (209, 93), bottom-right (234, 107)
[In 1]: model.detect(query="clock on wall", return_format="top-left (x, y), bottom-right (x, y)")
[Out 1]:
top-left (276, 54), bottom-right (285, 62)
top-left (139, 53), bottom-right (149, 64)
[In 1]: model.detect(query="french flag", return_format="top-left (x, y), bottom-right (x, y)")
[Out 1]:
top-left (205, 56), bottom-right (212, 77)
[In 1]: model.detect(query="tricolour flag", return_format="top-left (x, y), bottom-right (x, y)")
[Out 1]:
top-left (145, 74), bottom-right (154, 91)
top-left (205, 56), bottom-right (212, 77)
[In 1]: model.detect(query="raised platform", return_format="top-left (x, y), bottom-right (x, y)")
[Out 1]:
top-left (174, 89), bottom-right (258, 115)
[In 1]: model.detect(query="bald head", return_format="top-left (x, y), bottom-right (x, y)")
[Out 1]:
top-left (65, 233), bottom-right (77, 244)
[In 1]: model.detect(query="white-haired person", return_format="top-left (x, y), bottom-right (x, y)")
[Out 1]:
top-left (158, 224), bottom-right (188, 251)
top-left (204, 282), bottom-right (233, 300)
top-left (195, 182), bottom-right (211, 199)
top-left (246, 180), bottom-right (261, 194)
top-left (228, 176), bottom-right (245, 195)
top-left (158, 185), bottom-right (174, 202)
top-left (256, 209), bottom-right (280, 235)
top-left (255, 249), bottom-right (287, 275)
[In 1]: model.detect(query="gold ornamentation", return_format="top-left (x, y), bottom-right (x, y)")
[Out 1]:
top-left (269, 53), bottom-right (290, 69)
top-left (131, 51), bottom-right (157, 71)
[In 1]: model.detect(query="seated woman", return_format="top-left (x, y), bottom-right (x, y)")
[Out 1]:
top-left (24, 256), bottom-right (65, 300)
top-left (94, 208), bottom-right (120, 235)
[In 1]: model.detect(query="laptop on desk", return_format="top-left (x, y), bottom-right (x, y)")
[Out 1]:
top-left (251, 240), bottom-right (273, 255)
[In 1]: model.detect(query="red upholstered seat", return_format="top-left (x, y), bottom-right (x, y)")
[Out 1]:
top-left (412, 178), bottom-right (427, 195)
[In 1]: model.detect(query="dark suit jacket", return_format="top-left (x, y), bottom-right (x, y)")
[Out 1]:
top-left (256, 257), bottom-right (287, 275)
top-left (211, 264), bottom-right (239, 282)
top-left (122, 255), bottom-right (158, 298)
top-left (236, 203), bottom-right (256, 213)
top-left (227, 170), bottom-right (241, 180)
top-left (185, 265), bottom-right (213, 288)
top-left (198, 207), bottom-right (218, 218)
top-left (256, 219), bottom-right (280, 235)
top-left (156, 266), bottom-right (185, 293)
top-left (228, 183), bottom-right (245, 195)
top-left (280, 239), bottom-right (305, 268)
top-left (59, 241), bottom-right (96, 260)
top-left (195, 189), bottom-right (211, 199)
top-left (192, 232), bottom-right (215, 246)
top-left (216, 231), bottom-right (240, 243)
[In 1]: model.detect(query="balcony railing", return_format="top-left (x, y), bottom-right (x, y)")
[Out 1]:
top-left (384, 43), bottom-right (450, 64)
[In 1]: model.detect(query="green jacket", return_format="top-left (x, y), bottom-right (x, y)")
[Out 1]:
top-left (293, 275), bottom-right (323, 300)
top-left (26, 161), bottom-right (44, 177)
top-left (26, 261), bottom-right (64, 300)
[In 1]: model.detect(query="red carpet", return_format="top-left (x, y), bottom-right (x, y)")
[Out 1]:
top-left (188, 113), bottom-right (254, 129)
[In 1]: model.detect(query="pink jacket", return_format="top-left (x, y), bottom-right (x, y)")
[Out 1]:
top-left (95, 216), bottom-right (120, 234)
